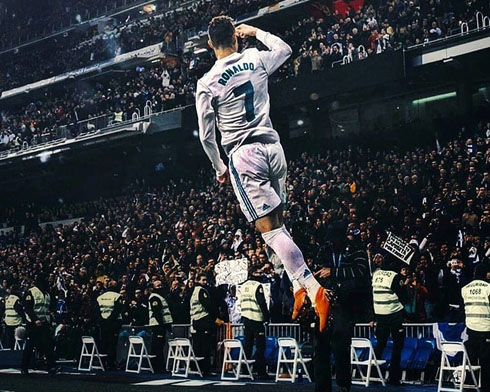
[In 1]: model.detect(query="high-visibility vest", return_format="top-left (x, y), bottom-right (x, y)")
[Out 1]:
top-left (26, 287), bottom-right (51, 323)
top-left (461, 280), bottom-right (490, 332)
top-left (97, 291), bottom-right (121, 320)
top-left (240, 280), bottom-right (264, 322)
top-left (372, 269), bottom-right (404, 315)
top-left (4, 295), bottom-right (22, 326)
top-left (190, 286), bottom-right (209, 325)
top-left (149, 293), bottom-right (173, 326)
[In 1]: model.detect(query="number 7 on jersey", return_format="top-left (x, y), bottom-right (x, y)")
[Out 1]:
top-left (233, 81), bottom-right (255, 122)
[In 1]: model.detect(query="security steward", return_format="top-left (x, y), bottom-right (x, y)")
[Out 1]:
top-left (190, 273), bottom-right (223, 376)
top-left (21, 275), bottom-right (57, 375)
top-left (241, 266), bottom-right (270, 379)
top-left (371, 253), bottom-right (406, 386)
top-left (148, 280), bottom-right (173, 372)
top-left (95, 280), bottom-right (123, 370)
top-left (3, 285), bottom-right (24, 349)
top-left (312, 226), bottom-right (373, 392)
top-left (461, 263), bottom-right (490, 392)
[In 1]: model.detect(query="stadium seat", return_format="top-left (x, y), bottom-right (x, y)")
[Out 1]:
top-left (221, 339), bottom-right (254, 381)
top-left (275, 337), bottom-right (312, 383)
top-left (125, 336), bottom-right (155, 374)
top-left (369, 337), bottom-right (377, 350)
top-left (380, 338), bottom-right (393, 370)
top-left (14, 326), bottom-right (26, 351)
top-left (434, 323), bottom-right (467, 364)
top-left (78, 336), bottom-right (106, 372)
top-left (233, 336), bottom-right (278, 367)
top-left (171, 338), bottom-right (203, 378)
top-left (264, 336), bottom-right (279, 367)
top-left (166, 339), bottom-right (178, 372)
top-left (408, 338), bottom-right (435, 383)
top-left (400, 337), bottom-right (418, 382)
top-left (437, 341), bottom-right (480, 392)
top-left (227, 336), bottom-right (246, 360)
top-left (350, 338), bottom-right (386, 387)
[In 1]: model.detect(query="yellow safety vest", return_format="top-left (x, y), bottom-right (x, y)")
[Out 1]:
top-left (149, 293), bottom-right (173, 326)
top-left (97, 291), bottom-right (121, 320)
top-left (26, 287), bottom-right (50, 323)
top-left (4, 295), bottom-right (22, 326)
top-left (240, 280), bottom-right (264, 322)
top-left (190, 286), bottom-right (209, 325)
top-left (461, 280), bottom-right (490, 332)
top-left (372, 269), bottom-right (404, 315)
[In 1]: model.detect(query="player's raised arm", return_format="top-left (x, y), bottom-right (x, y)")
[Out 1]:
top-left (236, 24), bottom-right (292, 75)
top-left (195, 80), bottom-right (228, 182)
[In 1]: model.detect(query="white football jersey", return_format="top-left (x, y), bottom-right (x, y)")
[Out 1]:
top-left (196, 29), bottom-right (292, 176)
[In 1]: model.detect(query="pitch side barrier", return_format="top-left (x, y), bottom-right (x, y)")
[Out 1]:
top-left (171, 322), bottom-right (436, 343)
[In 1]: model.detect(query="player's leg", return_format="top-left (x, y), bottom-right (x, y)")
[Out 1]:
top-left (256, 208), bottom-right (330, 331)
top-left (229, 143), bottom-right (319, 299)
top-left (263, 142), bottom-right (332, 330)
top-left (228, 142), bottom-right (330, 331)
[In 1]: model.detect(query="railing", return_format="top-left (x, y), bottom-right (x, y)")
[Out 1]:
top-left (172, 322), bottom-right (311, 343)
top-left (173, 322), bottom-right (435, 344)
top-left (0, 0), bottom-right (159, 53)
top-left (0, 101), bottom-right (180, 159)
top-left (407, 11), bottom-right (490, 51)
top-left (476, 11), bottom-right (490, 30)
top-left (354, 323), bottom-right (435, 339)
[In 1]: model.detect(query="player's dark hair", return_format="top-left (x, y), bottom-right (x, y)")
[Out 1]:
top-left (208, 16), bottom-right (235, 49)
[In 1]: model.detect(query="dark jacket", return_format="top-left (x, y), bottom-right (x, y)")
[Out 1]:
top-left (317, 241), bottom-right (374, 322)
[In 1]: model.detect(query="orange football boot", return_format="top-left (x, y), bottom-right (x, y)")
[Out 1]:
top-left (315, 287), bottom-right (333, 332)
top-left (291, 287), bottom-right (308, 320)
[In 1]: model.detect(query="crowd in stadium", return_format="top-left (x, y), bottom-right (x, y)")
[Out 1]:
top-left (0, 0), bottom-right (158, 49)
top-left (2, 0), bottom-right (489, 91)
top-left (0, 0), bottom-right (277, 91)
top-left (0, 59), bottom-right (198, 151)
top-left (1, 116), bottom-right (489, 357)
top-left (1, 0), bottom-right (489, 151)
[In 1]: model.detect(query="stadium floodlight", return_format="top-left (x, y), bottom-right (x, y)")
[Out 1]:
top-left (412, 91), bottom-right (456, 105)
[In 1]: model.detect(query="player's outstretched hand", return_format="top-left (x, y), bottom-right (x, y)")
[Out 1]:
top-left (236, 24), bottom-right (257, 38)
top-left (217, 169), bottom-right (230, 184)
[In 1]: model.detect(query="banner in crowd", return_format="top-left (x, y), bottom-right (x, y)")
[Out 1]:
top-left (382, 232), bottom-right (415, 264)
top-left (214, 258), bottom-right (248, 286)
top-left (237, 0), bottom-right (311, 24)
top-left (1, 43), bottom-right (163, 100)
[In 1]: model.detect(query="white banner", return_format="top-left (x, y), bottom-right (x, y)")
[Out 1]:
top-left (214, 258), bottom-right (248, 287)
top-left (1, 43), bottom-right (163, 100)
top-left (382, 232), bottom-right (415, 265)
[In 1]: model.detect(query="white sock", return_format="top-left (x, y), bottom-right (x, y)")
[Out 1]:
top-left (291, 278), bottom-right (302, 294)
top-left (262, 225), bottom-right (321, 305)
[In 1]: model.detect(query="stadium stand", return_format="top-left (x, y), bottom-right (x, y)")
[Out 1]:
top-left (2, 0), bottom-right (489, 152)
top-left (0, 1), bottom-right (489, 390)
top-left (0, 0), bottom-right (161, 50)
top-left (1, 0), bottom-right (489, 90)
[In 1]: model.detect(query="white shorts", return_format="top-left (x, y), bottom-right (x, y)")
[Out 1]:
top-left (229, 142), bottom-right (287, 222)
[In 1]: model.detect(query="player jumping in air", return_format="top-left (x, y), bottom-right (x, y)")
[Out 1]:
top-left (196, 16), bottom-right (331, 331)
